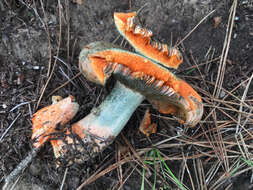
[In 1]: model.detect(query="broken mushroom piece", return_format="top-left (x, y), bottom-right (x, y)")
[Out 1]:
top-left (139, 109), bottom-right (157, 137)
top-left (114, 12), bottom-right (183, 69)
top-left (3, 96), bottom-right (79, 190)
top-left (54, 41), bottom-right (203, 163)
top-left (32, 95), bottom-right (79, 148)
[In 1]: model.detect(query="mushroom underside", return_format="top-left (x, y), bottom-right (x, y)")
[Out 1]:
top-left (79, 41), bottom-right (203, 126)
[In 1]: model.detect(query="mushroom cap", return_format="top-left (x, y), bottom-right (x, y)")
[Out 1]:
top-left (79, 41), bottom-right (203, 126)
top-left (79, 42), bottom-right (121, 85)
top-left (114, 12), bottom-right (183, 69)
top-left (32, 95), bottom-right (79, 148)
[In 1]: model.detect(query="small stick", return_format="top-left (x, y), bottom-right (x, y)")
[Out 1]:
top-left (3, 147), bottom-right (41, 190)
top-left (59, 167), bottom-right (68, 190)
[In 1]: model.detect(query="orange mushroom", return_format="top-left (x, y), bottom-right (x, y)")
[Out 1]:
top-left (32, 13), bottom-right (202, 163)
top-left (51, 41), bottom-right (203, 163)
top-left (5, 11), bottom-right (204, 188)
top-left (79, 41), bottom-right (203, 126)
top-left (6, 12), bottom-right (203, 176)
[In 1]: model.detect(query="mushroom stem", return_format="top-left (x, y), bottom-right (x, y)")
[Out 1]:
top-left (69, 81), bottom-right (144, 160)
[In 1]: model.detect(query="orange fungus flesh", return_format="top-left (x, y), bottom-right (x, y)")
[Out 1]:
top-left (32, 96), bottom-right (79, 148)
top-left (89, 50), bottom-right (179, 91)
top-left (177, 79), bottom-right (202, 111)
top-left (114, 12), bottom-right (182, 69)
top-left (139, 109), bottom-right (157, 136)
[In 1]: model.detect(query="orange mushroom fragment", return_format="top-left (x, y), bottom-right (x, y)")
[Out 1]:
top-left (49, 130), bottom-right (75, 165)
top-left (3, 96), bottom-right (79, 188)
top-left (139, 109), bottom-right (157, 136)
top-left (32, 95), bottom-right (79, 148)
top-left (114, 12), bottom-right (183, 69)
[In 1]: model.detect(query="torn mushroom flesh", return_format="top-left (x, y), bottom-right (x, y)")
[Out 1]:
top-left (32, 95), bottom-right (79, 148)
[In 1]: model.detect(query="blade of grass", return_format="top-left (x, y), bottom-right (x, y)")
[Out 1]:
top-left (140, 152), bottom-right (148, 190)
top-left (140, 163), bottom-right (146, 190)
top-left (153, 150), bottom-right (157, 190)
top-left (229, 159), bottom-right (241, 177)
top-left (241, 157), bottom-right (253, 168)
top-left (156, 149), bottom-right (187, 190)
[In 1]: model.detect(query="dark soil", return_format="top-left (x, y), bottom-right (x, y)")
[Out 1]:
top-left (1, 0), bottom-right (253, 190)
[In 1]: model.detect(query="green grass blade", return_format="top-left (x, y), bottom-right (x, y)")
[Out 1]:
top-left (156, 149), bottom-right (187, 190)
top-left (140, 166), bottom-right (145, 190)
top-left (144, 160), bottom-right (154, 165)
top-left (140, 152), bottom-right (149, 190)
top-left (241, 157), bottom-right (253, 168)
top-left (153, 150), bottom-right (157, 190)
top-left (229, 160), bottom-right (241, 177)
top-left (158, 158), bottom-right (169, 189)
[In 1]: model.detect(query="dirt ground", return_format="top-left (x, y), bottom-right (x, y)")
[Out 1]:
top-left (1, 0), bottom-right (253, 189)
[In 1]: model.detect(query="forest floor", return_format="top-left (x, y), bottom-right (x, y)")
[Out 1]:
top-left (1, 0), bottom-right (253, 189)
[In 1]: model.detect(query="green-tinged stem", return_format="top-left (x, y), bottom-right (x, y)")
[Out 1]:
top-left (88, 81), bottom-right (144, 135)
top-left (71, 81), bottom-right (144, 159)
